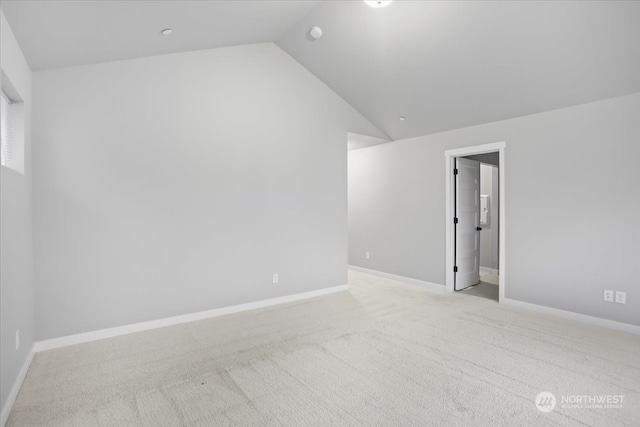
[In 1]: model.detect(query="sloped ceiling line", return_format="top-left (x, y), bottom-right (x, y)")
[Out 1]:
top-left (3, 0), bottom-right (640, 142)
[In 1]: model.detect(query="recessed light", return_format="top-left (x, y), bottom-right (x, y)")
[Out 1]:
top-left (399, 116), bottom-right (406, 121)
top-left (160, 29), bottom-right (173, 36)
top-left (309, 26), bottom-right (323, 40)
top-left (364, 1), bottom-right (393, 8)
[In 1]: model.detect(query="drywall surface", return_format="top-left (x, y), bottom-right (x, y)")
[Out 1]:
top-left (32, 42), bottom-right (385, 340)
top-left (349, 92), bottom-right (640, 326)
top-left (0, 9), bottom-right (33, 415)
top-left (479, 164), bottom-right (499, 270)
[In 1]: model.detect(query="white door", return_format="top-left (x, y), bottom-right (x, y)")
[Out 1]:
top-left (455, 158), bottom-right (480, 290)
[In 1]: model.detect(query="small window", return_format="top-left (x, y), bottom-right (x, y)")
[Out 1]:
top-left (1, 90), bottom-right (13, 167)
top-left (0, 87), bottom-right (24, 174)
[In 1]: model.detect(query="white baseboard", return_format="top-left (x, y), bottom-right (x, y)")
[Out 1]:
top-left (480, 267), bottom-right (499, 275)
top-left (502, 298), bottom-right (640, 336)
top-left (1, 345), bottom-right (35, 427)
top-left (348, 265), bottom-right (444, 291)
top-left (34, 284), bottom-right (349, 353)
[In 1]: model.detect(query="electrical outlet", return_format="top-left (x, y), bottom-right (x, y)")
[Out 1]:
top-left (615, 291), bottom-right (626, 304)
top-left (16, 330), bottom-right (20, 350)
top-left (273, 274), bottom-right (279, 284)
top-left (365, 252), bottom-right (370, 260)
top-left (603, 290), bottom-right (614, 302)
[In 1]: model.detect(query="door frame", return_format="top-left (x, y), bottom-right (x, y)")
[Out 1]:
top-left (444, 141), bottom-right (506, 302)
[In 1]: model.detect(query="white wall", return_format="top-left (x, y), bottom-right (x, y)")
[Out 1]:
top-left (32, 42), bottom-right (385, 341)
top-left (349, 93), bottom-right (640, 326)
top-left (0, 9), bottom-right (33, 417)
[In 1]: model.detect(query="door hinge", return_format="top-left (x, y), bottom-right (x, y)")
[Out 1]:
top-left (454, 266), bottom-right (458, 273)
top-left (454, 168), bottom-right (459, 175)
top-left (454, 217), bottom-right (458, 224)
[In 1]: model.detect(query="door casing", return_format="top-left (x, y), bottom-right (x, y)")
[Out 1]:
top-left (444, 141), bottom-right (506, 301)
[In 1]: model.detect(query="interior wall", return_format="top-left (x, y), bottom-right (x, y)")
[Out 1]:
top-left (349, 92), bottom-right (640, 326)
top-left (0, 10), bottom-right (33, 415)
top-left (479, 164), bottom-right (499, 271)
top-left (32, 42), bottom-right (385, 341)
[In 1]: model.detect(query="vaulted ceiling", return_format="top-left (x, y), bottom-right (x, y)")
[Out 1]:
top-left (0, 1), bottom-right (322, 71)
top-left (3, 0), bottom-right (640, 142)
top-left (278, 1), bottom-right (640, 140)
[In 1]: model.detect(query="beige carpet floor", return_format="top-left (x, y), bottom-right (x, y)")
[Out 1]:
top-left (8, 270), bottom-right (640, 426)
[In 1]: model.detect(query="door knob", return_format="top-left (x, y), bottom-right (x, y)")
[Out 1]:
top-left (476, 227), bottom-right (482, 231)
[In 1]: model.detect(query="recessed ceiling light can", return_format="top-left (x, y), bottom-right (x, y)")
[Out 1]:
top-left (309, 26), bottom-right (323, 40)
top-left (399, 116), bottom-right (406, 121)
top-left (161, 29), bottom-right (173, 36)
top-left (364, 1), bottom-right (393, 8)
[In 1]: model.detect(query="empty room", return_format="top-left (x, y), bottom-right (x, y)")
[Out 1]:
top-left (1, 1), bottom-right (639, 426)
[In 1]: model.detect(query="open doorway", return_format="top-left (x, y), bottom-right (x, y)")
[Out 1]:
top-left (444, 142), bottom-right (506, 302)
top-left (456, 155), bottom-right (499, 300)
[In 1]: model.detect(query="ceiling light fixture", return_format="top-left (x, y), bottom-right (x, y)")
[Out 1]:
top-left (364, 1), bottom-right (393, 8)
top-left (399, 116), bottom-right (406, 121)
top-left (309, 26), bottom-right (323, 40)
top-left (160, 29), bottom-right (173, 36)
